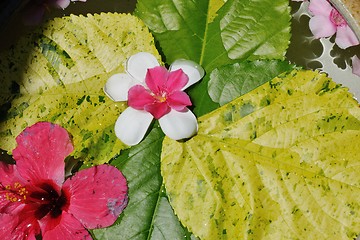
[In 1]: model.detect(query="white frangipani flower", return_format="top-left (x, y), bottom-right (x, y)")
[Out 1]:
top-left (104, 52), bottom-right (205, 146)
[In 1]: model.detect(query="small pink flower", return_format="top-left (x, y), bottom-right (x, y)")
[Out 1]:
top-left (104, 52), bottom-right (204, 146)
top-left (308, 0), bottom-right (359, 49)
top-left (352, 55), bottom-right (360, 77)
top-left (0, 122), bottom-right (128, 240)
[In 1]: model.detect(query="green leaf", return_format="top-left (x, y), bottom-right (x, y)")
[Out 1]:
top-left (208, 60), bottom-right (296, 106)
top-left (135, 0), bottom-right (291, 116)
top-left (92, 128), bottom-right (192, 240)
top-left (0, 13), bottom-right (161, 165)
top-left (161, 70), bottom-right (360, 239)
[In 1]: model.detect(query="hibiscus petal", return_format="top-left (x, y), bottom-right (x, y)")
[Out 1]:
top-left (104, 73), bottom-right (137, 101)
top-left (114, 108), bottom-right (153, 145)
top-left (128, 85), bottom-right (154, 110)
top-left (0, 206), bottom-right (41, 240)
top-left (145, 66), bottom-right (169, 93)
top-left (308, 0), bottom-right (333, 16)
top-left (335, 25), bottom-right (360, 49)
top-left (41, 212), bottom-right (91, 240)
top-left (0, 162), bottom-right (25, 212)
top-left (352, 55), bottom-right (360, 77)
top-left (166, 69), bottom-right (189, 92)
top-left (12, 122), bottom-right (73, 186)
top-left (0, 213), bottom-right (37, 240)
top-left (170, 59), bottom-right (205, 90)
top-left (167, 91), bottom-right (192, 111)
top-left (158, 109), bottom-right (198, 140)
top-left (144, 102), bottom-right (171, 119)
top-left (126, 52), bottom-right (160, 82)
top-left (309, 15), bottom-right (337, 38)
top-left (63, 165), bottom-right (128, 229)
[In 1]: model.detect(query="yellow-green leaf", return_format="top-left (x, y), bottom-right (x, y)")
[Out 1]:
top-left (0, 13), bottom-right (160, 165)
top-left (161, 70), bottom-right (360, 239)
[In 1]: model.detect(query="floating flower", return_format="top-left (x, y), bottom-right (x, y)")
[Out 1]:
top-left (0, 122), bottom-right (128, 239)
top-left (104, 52), bottom-right (204, 146)
top-left (23, 0), bottom-right (87, 26)
top-left (308, 0), bottom-right (359, 49)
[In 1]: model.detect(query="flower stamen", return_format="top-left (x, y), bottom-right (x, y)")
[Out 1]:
top-left (3, 182), bottom-right (28, 202)
top-left (330, 9), bottom-right (346, 27)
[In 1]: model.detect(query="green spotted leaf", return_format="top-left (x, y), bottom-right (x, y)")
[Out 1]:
top-left (161, 70), bottom-right (360, 239)
top-left (0, 13), bottom-right (161, 165)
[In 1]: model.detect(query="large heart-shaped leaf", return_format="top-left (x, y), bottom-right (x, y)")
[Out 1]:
top-left (135, 0), bottom-right (291, 116)
top-left (92, 127), bottom-right (194, 240)
top-left (0, 13), bottom-right (161, 165)
top-left (161, 69), bottom-right (360, 239)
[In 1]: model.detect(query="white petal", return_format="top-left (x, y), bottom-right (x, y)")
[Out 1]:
top-left (335, 25), bottom-right (360, 49)
top-left (126, 52), bottom-right (160, 82)
top-left (170, 59), bottom-right (205, 90)
top-left (352, 56), bottom-right (360, 77)
top-left (158, 109), bottom-right (198, 140)
top-left (115, 108), bottom-right (153, 146)
top-left (104, 73), bottom-right (138, 101)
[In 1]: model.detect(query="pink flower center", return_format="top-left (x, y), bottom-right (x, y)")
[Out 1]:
top-left (152, 91), bottom-right (168, 103)
top-left (1, 181), bottom-right (68, 220)
top-left (330, 9), bottom-right (347, 27)
top-left (28, 183), bottom-right (68, 220)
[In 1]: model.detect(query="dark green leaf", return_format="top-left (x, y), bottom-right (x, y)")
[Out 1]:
top-left (208, 60), bottom-right (296, 105)
top-left (135, 0), bottom-right (291, 116)
top-left (92, 128), bottom-right (191, 240)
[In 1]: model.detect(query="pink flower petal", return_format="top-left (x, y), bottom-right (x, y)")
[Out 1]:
top-left (309, 15), bottom-right (337, 38)
top-left (145, 102), bottom-right (171, 119)
top-left (126, 52), bottom-right (160, 82)
top-left (12, 122), bottom-right (73, 186)
top-left (158, 109), bottom-right (198, 140)
top-left (308, 0), bottom-right (333, 16)
top-left (145, 66), bottom-right (169, 94)
top-left (0, 213), bottom-right (35, 240)
top-left (128, 85), bottom-right (154, 110)
top-left (41, 212), bottom-right (91, 240)
top-left (352, 55), bottom-right (360, 77)
top-left (0, 162), bottom-right (21, 189)
top-left (63, 165), bottom-right (128, 229)
top-left (0, 163), bottom-right (24, 212)
top-left (169, 59), bottom-right (205, 90)
top-left (167, 91), bottom-right (192, 111)
top-left (166, 69), bottom-right (189, 92)
top-left (335, 25), bottom-right (360, 49)
top-left (0, 206), bottom-right (41, 240)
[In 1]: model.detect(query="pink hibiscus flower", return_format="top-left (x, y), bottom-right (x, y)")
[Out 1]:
top-left (0, 122), bottom-right (128, 239)
top-left (308, 0), bottom-right (359, 49)
top-left (104, 52), bottom-right (204, 146)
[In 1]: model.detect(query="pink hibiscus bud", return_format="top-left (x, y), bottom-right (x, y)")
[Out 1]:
top-left (308, 0), bottom-right (359, 49)
top-left (104, 52), bottom-right (205, 146)
top-left (0, 122), bottom-right (128, 240)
